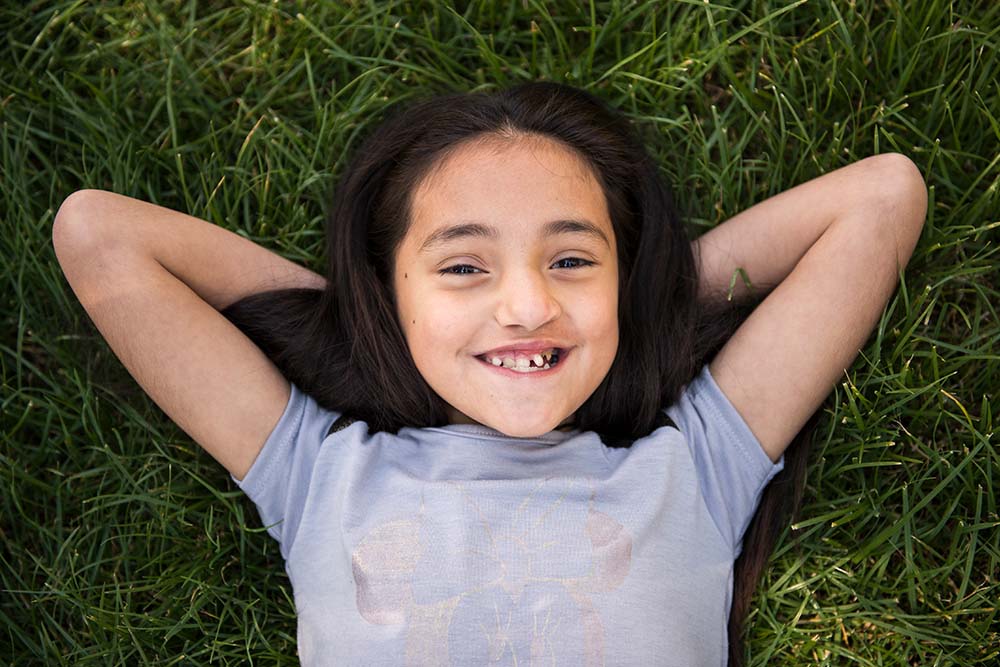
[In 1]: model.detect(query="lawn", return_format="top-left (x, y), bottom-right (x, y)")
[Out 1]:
top-left (1, 1), bottom-right (997, 664)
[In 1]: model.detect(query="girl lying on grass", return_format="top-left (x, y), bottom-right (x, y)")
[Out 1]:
top-left (52, 81), bottom-right (926, 666)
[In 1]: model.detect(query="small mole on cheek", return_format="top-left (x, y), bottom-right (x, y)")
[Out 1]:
top-left (404, 273), bottom-right (408, 279)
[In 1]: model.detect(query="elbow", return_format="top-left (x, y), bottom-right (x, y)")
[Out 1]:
top-left (866, 154), bottom-right (928, 267)
top-left (54, 189), bottom-right (108, 229)
top-left (872, 153), bottom-right (928, 229)
top-left (52, 189), bottom-right (111, 263)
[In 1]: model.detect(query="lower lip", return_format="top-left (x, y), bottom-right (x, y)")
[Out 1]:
top-left (475, 349), bottom-right (570, 378)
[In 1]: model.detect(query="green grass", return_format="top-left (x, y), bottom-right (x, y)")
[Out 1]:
top-left (2, 0), bottom-right (997, 664)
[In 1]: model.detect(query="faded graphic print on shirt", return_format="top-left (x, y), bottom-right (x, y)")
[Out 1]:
top-left (350, 476), bottom-right (633, 665)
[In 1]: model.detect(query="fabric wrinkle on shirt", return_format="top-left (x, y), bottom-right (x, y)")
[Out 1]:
top-left (234, 362), bottom-right (785, 667)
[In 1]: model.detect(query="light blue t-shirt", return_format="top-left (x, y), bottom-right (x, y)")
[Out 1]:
top-left (235, 362), bottom-right (784, 666)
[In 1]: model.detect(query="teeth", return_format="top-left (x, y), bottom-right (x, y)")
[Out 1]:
top-left (481, 348), bottom-right (560, 372)
top-left (485, 352), bottom-right (555, 373)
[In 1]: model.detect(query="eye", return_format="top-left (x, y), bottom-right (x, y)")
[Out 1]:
top-left (552, 257), bottom-right (596, 270)
top-left (438, 264), bottom-right (483, 275)
top-left (437, 258), bottom-right (595, 276)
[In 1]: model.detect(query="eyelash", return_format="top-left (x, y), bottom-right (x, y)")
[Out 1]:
top-left (437, 257), bottom-right (596, 275)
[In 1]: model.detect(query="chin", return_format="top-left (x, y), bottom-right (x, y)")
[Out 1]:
top-left (481, 415), bottom-right (563, 438)
top-left (447, 401), bottom-right (571, 436)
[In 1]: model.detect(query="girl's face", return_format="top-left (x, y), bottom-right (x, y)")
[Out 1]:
top-left (392, 134), bottom-right (619, 436)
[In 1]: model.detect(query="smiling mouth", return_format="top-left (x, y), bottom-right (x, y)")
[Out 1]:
top-left (475, 348), bottom-right (566, 374)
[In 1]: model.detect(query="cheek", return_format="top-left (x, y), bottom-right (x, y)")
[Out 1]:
top-left (591, 284), bottom-right (620, 355)
top-left (396, 275), bottom-right (443, 329)
top-left (575, 283), bottom-right (618, 328)
top-left (403, 291), bottom-right (472, 361)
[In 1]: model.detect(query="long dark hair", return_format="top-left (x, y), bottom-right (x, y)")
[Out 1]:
top-left (221, 81), bottom-right (821, 666)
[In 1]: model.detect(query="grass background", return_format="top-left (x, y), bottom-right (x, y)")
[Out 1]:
top-left (2, 0), bottom-right (998, 664)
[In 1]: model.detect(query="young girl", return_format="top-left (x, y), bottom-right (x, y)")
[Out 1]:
top-left (52, 82), bottom-right (926, 666)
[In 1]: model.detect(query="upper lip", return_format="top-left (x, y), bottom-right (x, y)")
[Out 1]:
top-left (477, 340), bottom-right (570, 357)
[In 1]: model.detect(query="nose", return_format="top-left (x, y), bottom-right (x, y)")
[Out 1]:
top-left (494, 267), bottom-right (562, 330)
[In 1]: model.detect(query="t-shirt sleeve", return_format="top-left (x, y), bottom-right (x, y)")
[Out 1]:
top-left (664, 362), bottom-right (785, 557)
top-left (232, 381), bottom-right (341, 560)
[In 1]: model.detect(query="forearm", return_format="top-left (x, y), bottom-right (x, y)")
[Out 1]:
top-left (691, 154), bottom-right (923, 304)
top-left (53, 190), bottom-right (327, 311)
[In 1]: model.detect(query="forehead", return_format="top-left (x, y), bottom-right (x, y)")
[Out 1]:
top-left (406, 135), bottom-right (613, 250)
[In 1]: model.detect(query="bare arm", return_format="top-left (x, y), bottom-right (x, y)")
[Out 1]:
top-left (689, 154), bottom-right (927, 463)
top-left (52, 190), bottom-right (328, 480)
top-left (692, 154), bottom-right (921, 304)
top-left (63, 189), bottom-right (327, 310)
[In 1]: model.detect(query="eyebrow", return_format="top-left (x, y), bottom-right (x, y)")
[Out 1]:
top-left (418, 218), bottom-right (611, 254)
